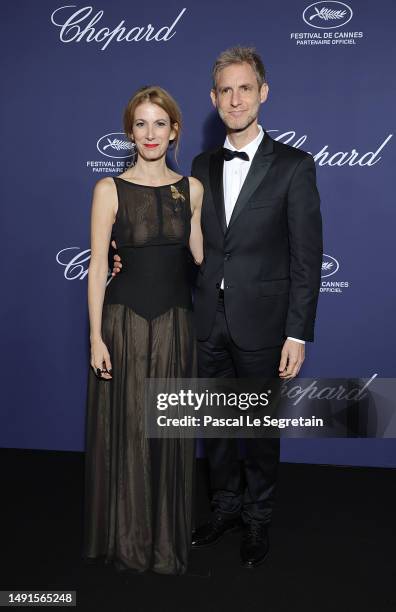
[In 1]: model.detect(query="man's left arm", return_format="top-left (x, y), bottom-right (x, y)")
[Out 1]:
top-left (279, 155), bottom-right (323, 378)
top-left (286, 154), bottom-right (323, 341)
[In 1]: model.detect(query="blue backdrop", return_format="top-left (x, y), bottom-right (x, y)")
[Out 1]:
top-left (1, 0), bottom-right (395, 466)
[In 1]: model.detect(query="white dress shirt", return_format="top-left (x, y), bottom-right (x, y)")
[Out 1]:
top-left (221, 125), bottom-right (304, 345)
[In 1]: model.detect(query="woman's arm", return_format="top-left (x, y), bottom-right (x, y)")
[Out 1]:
top-left (188, 176), bottom-right (204, 265)
top-left (88, 177), bottom-right (118, 378)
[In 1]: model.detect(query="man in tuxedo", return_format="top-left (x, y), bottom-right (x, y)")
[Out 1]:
top-left (112, 46), bottom-right (322, 569)
top-left (189, 46), bottom-right (322, 568)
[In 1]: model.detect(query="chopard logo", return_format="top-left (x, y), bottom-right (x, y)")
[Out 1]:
top-left (303, 1), bottom-right (353, 29)
top-left (267, 131), bottom-right (393, 167)
top-left (57, 247), bottom-right (114, 284)
top-left (56, 247), bottom-right (91, 280)
top-left (97, 133), bottom-right (136, 159)
top-left (50, 5), bottom-right (187, 51)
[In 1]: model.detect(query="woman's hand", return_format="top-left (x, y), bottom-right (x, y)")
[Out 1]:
top-left (90, 338), bottom-right (112, 379)
top-left (188, 177), bottom-right (204, 265)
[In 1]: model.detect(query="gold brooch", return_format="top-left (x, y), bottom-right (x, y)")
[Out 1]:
top-left (171, 185), bottom-right (186, 202)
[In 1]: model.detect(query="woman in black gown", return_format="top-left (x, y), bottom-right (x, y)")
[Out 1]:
top-left (83, 86), bottom-right (203, 575)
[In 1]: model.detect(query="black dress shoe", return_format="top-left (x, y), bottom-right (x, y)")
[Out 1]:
top-left (192, 514), bottom-right (242, 548)
top-left (240, 523), bottom-right (269, 568)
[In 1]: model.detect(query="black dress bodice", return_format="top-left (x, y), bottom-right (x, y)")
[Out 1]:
top-left (104, 176), bottom-right (192, 320)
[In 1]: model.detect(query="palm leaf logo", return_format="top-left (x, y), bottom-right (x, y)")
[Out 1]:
top-left (103, 138), bottom-right (133, 151)
top-left (309, 7), bottom-right (346, 21)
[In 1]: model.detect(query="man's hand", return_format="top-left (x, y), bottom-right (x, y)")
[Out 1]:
top-left (278, 338), bottom-right (305, 379)
top-left (111, 240), bottom-right (122, 277)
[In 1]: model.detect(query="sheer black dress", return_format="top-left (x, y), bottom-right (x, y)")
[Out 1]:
top-left (83, 176), bottom-right (197, 575)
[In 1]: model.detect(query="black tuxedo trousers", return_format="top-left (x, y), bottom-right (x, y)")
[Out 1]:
top-left (197, 293), bottom-right (281, 524)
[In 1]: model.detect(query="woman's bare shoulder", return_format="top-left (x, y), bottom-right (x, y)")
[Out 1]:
top-left (94, 176), bottom-right (117, 193)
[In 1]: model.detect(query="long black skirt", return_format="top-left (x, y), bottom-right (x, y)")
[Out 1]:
top-left (83, 304), bottom-right (197, 575)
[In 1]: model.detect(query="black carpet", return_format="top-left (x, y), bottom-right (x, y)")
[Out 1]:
top-left (1, 449), bottom-right (395, 612)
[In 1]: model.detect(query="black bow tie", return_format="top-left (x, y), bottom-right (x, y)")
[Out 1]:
top-left (222, 147), bottom-right (250, 162)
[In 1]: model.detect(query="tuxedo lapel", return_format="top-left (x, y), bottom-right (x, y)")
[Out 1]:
top-left (227, 132), bottom-right (276, 231)
top-left (209, 148), bottom-right (227, 235)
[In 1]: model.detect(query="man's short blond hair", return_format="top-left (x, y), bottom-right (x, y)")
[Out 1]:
top-left (212, 46), bottom-right (267, 90)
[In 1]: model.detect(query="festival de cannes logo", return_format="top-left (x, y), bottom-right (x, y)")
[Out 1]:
top-left (97, 132), bottom-right (136, 159)
top-left (86, 131), bottom-right (136, 173)
top-left (303, 1), bottom-right (353, 29)
top-left (321, 253), bottom-right (340, 278)
top-left (320, 253), bottom-right (349, 293)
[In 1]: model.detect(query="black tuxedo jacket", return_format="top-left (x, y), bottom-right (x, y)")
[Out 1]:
top-left (191, 131), bottom-right (323, 351)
